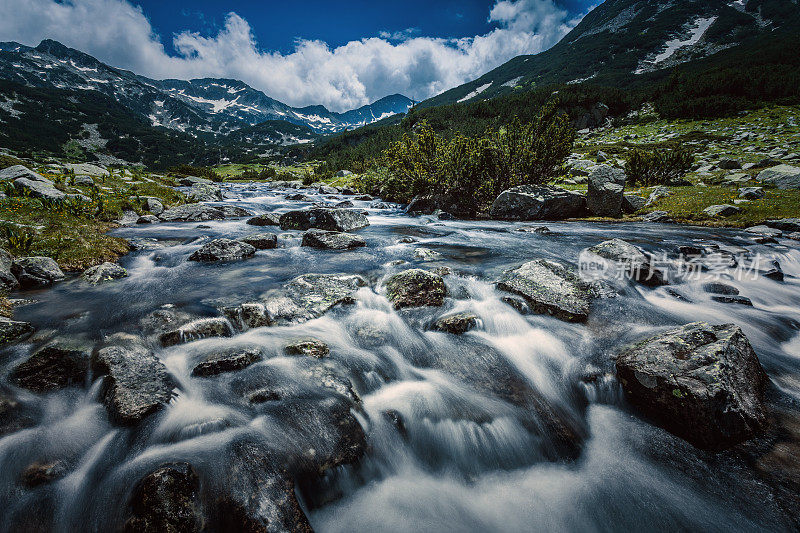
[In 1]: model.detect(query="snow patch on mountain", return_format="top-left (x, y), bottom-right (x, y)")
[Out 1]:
top-left (635, 16), bottom-right (718, 74)
top-left (458, 83), bottom-right (492, 103)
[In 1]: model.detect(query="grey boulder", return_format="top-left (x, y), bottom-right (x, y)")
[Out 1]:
top-left (82, 262), bottom-right (128, 284)
top-left (385, 269), bottom-right (447, 309)
top-left (279, 208), bottom-right (369, 232)
top-left (616, 322), bottom-right (767, 450)
top-left (489, 185), bottom-right (587, 220)
top-left (188, 239), bottom-right (256, 262)
top-left (757, 164), bottom-right (800, 189)
top-left (239, 232), bottom-right (277, 250)
top-left (11, 256), bottom-right (65, 288)
top-left (586, 238), bottom-right (667, 286)
top-left (13, 178), bottom-right (65, 201)
top-left (159, 204), bottom-right (225, 222)
top-left (704, 204), bottom-right (741, 217)
top-left (586, 165), bottom-right (626, 217)
top-left (301, 229), bottom-right (366, 250)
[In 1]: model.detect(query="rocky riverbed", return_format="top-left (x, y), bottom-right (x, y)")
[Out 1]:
top-left (1, 181), bottom-right (800, 531)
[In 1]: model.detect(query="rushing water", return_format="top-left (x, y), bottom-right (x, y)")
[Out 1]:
top-left (2, 182), bottom-right (799, 531)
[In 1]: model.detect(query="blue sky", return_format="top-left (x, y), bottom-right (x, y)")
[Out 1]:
top-left (1, 0), bottom-right (597, 111)
top-left (138, 0), bottom-right (593, 54)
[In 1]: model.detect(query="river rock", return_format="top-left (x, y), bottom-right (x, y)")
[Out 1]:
top-left (177, 176), bottom-right (212, 187)
top-left (489, 185), bottom-right (587, 220)
top-left (136, 214), bottom-right (159, 224)
top-left (11, 257), bottom-right (64, 289)
top-left (616, 322), bottom-right (768, 450)
top-left (0, 317), bottom-right (34, 347)
top-left (187, 184), bottom-right (224, 202)
top-left (0, 249), bottom-right (19, 292)
top-left (159, 204), bottom-right (225, 222)
top-left (265, 273), bottom-right (367, 324)
top-left (757, 164), bottom-right (800, 189)
top-left (431, 312), bottom-right (479, 334)
top-left (246, 213), bottom-right (281, 226)
top-left (13, 177), bottom-right (65, 202)
top-left (586, 238), bottom-right (668, 286)
top-left (124, 463), bottom-right (203, 532)
top-left (20, 460), bottom-right (68, 487)
top-left (82, 262), bottom-right (128, 284)
top-left (704, 204), bottom-right (740, 217)
top-left (279, 208), bottom-right (369, 232)
top-left (238, 232), bottom-right (277, 250)
top-left (765, 218), bottom-right (800, 232)
top-left (301, 229), bottom-right (366, 250)
top-left (192, 348), bottom-right (262, 377)
top-left (642, 210), bottom-right (673, 223)
top-left (188, 239), bottom-right (255, 262)
top-left (223, 303), bottom-right (272, 330)
top-left (285, 339), bottom-right (330, 358)
top-left (586, 165), bottom-right (626, 217)
top-left (497, 259), bottom-right (595, 322)
top-left (93, 341), bottom-right (174, 424)
top-left (622, 194), bottom-right (647, 213)
top-left (159, 317), bottom-right (233, 347)
top-left (385, 269), bottom-right (447, 309)
top-left (216, 205), bottom-right (252, 219)
top-left (144, 198), bottom-right (163, 215)
top-left (745, 225), bottom-right (782, 238)
top-left (10, 339), bottom-right (91, 392)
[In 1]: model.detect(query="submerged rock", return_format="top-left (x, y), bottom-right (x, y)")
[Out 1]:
top-left (497, 259), bottom-right (596, 322)
top-left (0, 317), bottom-right (34, 347)
top-left (223, 303), bottom-right (272, 330)
top-left (10, 339), bottom-right (91, 392)
top-left (159, 317), bottom-right (233, 347)
top-left (93, 341), bottom-right (174, 425)
top-left (188, 239), bottom-right (256, 262)
top-left (238, 232), bottom-right (277, 250)
top-left (159, 204), bottom-right (225, 222)
top-left (218, 205), bottom-right (253, 218)
top-left (11, 257), bottom-right (65, 289)
top-left (20, 460), bottom-right (68, 488)
top-left (431, 312), bottom-right (480, 334)
top-left (192, 348), bottom-right (262, 377)
top-left (124, 463), bottom-right (203, 533)
top-left (285, 339), bottom-right (330, 358)
top-left (279, 208), bottom-right (369, 232)
top-left (82, 262), bottom-right (128, 284)
top-left (489, 185), bottom-right (587, 220)
top-left (616, 322), bottom-right (768, 450)
top-left (586, 238), bottom-right (668, 286)
top-left (246, 213), bottom-right (281, 226)
top-left (385, 269), bottom-right (447, 309)
top-left (301, 228), bottom-right (366, 250)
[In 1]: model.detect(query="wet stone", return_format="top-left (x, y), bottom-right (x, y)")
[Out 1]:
top-left (285, 339), bottom-right (330, 358)
top-left (192, 348), bottom-right (262, 377)
top-left (10, 339), bottom-right (91, 393)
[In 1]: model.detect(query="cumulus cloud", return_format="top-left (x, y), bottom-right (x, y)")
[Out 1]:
top-left (0, 0), bottom-right (585, 111)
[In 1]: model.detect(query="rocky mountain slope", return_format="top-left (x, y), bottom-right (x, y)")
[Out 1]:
top-left (0, 39), bottom-right (413, 138)
top-left (420, 0), bottom-right (800, 108)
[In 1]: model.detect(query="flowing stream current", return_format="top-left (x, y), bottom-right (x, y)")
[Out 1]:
top-left (2, 182), bottom-right (800, 531)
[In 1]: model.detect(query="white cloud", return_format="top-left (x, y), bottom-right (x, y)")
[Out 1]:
top-left (0, 0), bottom-right (585, 112)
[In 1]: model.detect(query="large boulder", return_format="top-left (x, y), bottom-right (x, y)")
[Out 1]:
top-left (739, 187), bottom-right (765, 200)
top-left (622, 194), bottom-right (647, 214)
top-left (262, 273), bottom-right (367, 325)
top-left (159, 204), bottom-right (225, 222)
top-left (11, 257), bottom-right (65, 289)
top-left (497, 259), bottom-right (596, 322)
top-left (219, 205), bottom-right (253, 219)
top-left (10, 339), bottom-right (91, 392)
top-left (93, 340), bottom-right (174, 424)
top-left (64, 163), bottom-right (108, 177)
top-left (0, 165), bottom-right (47, 182)
top-left (385, 269), bottom-right (447, 309)
top-left (615, 322), bottom-right (768, 450)
top-left (124, 463), bottom-right (203, 532)
top-left (301, 229), bottom-right (366, 250)
top-left (489, 185), bottom-right (587, 221)
top-left (13, 177), bottom-right (65, 201)
top-left (82, 262), bottom-right (128, 284)
top-left (765, 218), bottom-right (800, 233)
top-left (0, 249), bottom-right (19, 292)
top-left (188, 239), bottom-right (256, 262)
top-left (246, 213), bottom-right (281, 226)
top-left (144, 198), bottom-right (164, 215)
top-left (431, 312), bottom-right (480, 334)
top-left (585, 238), bottom-right (667, 286)
top-left (0, 317), bottom-right (34, 347)
top-left (177, 176), bottom-right (213, 187)
top-left (187, 183), bottom-right (223, 202)
top-left (704, 204), bottom-right (741, 217)
top-left (586, 165), bottom-right (626, 217)
top-left (238, 232), bottom-right (277, 250)
top-left (757, 164), bottom-right (800, 189)
top-left (279, 208), bottom-right (369, 232)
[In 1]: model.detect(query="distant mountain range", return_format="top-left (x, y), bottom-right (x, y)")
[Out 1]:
top-left (419, 0), bottom-right (800, 108)
top-left (0, 39), bottom-right (414, 143)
